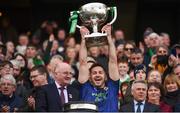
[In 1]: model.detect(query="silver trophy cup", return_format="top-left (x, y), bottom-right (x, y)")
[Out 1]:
top-left (70, 2), bottom-right (117, 47)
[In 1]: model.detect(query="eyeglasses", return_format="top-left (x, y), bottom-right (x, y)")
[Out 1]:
top-left (124, 48), bottom-right (134, 51)
top-left (29, 75), bottom-right (39, 80)
top-left (29, 74), bottom-right (44, 80)
top-left (0, 66), bottom-right (13, 70)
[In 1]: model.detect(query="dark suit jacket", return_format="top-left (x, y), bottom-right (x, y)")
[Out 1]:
top-left (120, 101), bottom-right (160, 112)
top-left (35, 83), bottom-right (80, 112)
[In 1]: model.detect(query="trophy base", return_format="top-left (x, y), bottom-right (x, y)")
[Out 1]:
top-left (85, 32), bottom-right (108, 48)
top-left (84, 32), bottom-right (107, 38)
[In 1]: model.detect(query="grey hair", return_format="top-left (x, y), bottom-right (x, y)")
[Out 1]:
top-left (0, 74), bottom-right (16, 86)
top-left (131, 80), bottom-right (147, 91)
top-left (50, 55), bottom-right (64, 62)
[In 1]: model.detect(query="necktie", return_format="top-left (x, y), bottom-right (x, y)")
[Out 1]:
top-left (136, 102), bottom-right (142, 113)
top-left (59, 86), bottom-right (65, 105)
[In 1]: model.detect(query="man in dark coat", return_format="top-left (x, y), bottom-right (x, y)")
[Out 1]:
top-left (0, 75), bottom-right (23, 112)
top-left (35, 62), bottom-right (79, 112)
top-left (120, 80), bottom-right (160, 112)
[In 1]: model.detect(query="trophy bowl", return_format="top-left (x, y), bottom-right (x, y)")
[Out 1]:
top-left (79, 3), bottom-right (108, 26)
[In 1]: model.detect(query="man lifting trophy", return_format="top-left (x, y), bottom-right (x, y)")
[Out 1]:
top-left (69, 2), bottom-right (117, 47)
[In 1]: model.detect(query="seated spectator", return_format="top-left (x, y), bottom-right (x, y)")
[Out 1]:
top-left (149, 45), bottom-right (169, 74)
top-left (47, 54), bottom-right (63, 82)
top-left (118, 56), bottom-right (130, 86)
top-left (13, 53), bottom-right (32, 90)
top-left (160, 32), bottom-right (171, 48)
top-left (0, 42), bottom-right (6, 62)
top-left (123, 40), bottom-right (136, 60)
top-left (143, 32), bottom-right (159, 66)
top-left (114, 29), bottom-right (125, 41)
top-left (163, 74), bottom-right (180, 111)
top-left (120, 80), bottom-right (160, 112)
top-left (129, 48), bottom-right (144, 71)
top-left (122, 64), bottom-right (147, 106)
top-left (147, 70), bottom-right (162, 84)
top-left (0, 74), bottom-right (23, 112)
top-left (23, 65), bottom-right (48, 111)
top-left (16, 33), bottom-right (29, 55)
top-left (134, 64), bottom-right (147, 81)
top-left (5, 41), bottom-right (15, 60)
top-left (173, 64), bottom-right (180, 80)
top-left (10, 59), bottom-right (28, 99)
top-left (116, 42), bottom-right (125, 59)
top-left (64, 36), bottom-right (76, 48)
top-left (35, 62), bottom-right (79, 112)
top-left (0, 61), bottom-right (13, 76)
top-left (25, 44), bottom-right (38, 60)
top-left (14, 53), bottom-right (27, 69)
top-left (119, 81), bottom-right (130, 107)
top-left (147, 82), bottom-right (172, 112)
top-left (43, 34), bottom-right (65, 65)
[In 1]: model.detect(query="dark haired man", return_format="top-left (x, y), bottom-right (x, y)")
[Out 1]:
top-left (78, 24), bottom-right (119, 112)
top-left (23, 65), bottom-right (48, 111)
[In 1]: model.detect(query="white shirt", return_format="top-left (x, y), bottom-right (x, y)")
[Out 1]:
top-left (134, 100), bottom-right (145, 113)
top-left (55, 81), bottom-right (68, 103)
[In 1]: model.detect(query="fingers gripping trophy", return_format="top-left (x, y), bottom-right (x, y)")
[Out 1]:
top-left (69, 2), bottom-right (117, 47)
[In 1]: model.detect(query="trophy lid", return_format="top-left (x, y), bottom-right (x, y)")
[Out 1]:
top-left (79, 2), bottom-right (108, 25)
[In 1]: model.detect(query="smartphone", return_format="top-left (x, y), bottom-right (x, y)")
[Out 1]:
top-left (171, 48), bottom-right (177, 57)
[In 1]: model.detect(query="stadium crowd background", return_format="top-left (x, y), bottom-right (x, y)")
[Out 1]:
top-left (0, 0), bottom-right (179, 112)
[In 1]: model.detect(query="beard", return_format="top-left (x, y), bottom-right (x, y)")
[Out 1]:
top-left (90, 78), bottom-right (106, 88)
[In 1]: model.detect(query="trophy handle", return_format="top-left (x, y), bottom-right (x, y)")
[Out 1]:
top-left (107, 7), bottom-right (117, 25)
top-left (69, 11), bottom-right (81, 34)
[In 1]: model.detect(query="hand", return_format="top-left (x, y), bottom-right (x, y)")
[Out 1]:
top-left (80, 26), bottom-right (89, 40)
top-left (49, 34), bottom-right (55, 42)
top-left (151, 54), bottom-right (157, 64)
top-left (101, 24), bottom-right (112, 43)
top-left (51, 21), bottom-right (58, 28)
top-left (101, 23), bottom-right (112, 37)
top-left (27, 96), bottom-right (35, 110)
top-left (1, 105), bottom-right (10, 112)
top-left (139, 41), bottom-right (145, 54)
top-left (168, 54), bottom-right (179, 67)
top-left (41, 21), bottom-right (48, 28)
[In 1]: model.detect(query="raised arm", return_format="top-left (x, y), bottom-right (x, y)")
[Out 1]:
top-left (43, 34), bottom-right (54, 65)
top-left (102, 24), bottom-right (119, 81)
top-left (78, 27), bottom-right (90, 84)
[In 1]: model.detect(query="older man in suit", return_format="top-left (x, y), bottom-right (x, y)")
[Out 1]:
top-left (120, 80), bottom-right (160, 112)
top-left (35, 62), bottom-right (79, 112)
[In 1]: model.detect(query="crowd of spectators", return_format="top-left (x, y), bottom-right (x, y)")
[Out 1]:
top-left (0, 18), bottom-right (179, 112)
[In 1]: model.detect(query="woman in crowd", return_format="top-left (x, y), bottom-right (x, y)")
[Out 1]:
top-left (163, 73), bottom-right (180, 111)
top-left (5, 41), bottom-right (15, 60)
top-left (149, 45), bottom-right (169, 74)
top-left (123, 40), bottom-right (136, 60)
top-left (147, 82), bottom-right (172, 112)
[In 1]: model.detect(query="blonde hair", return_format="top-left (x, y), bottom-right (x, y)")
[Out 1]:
top-left (163, 73), bottom-right (180, 92)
